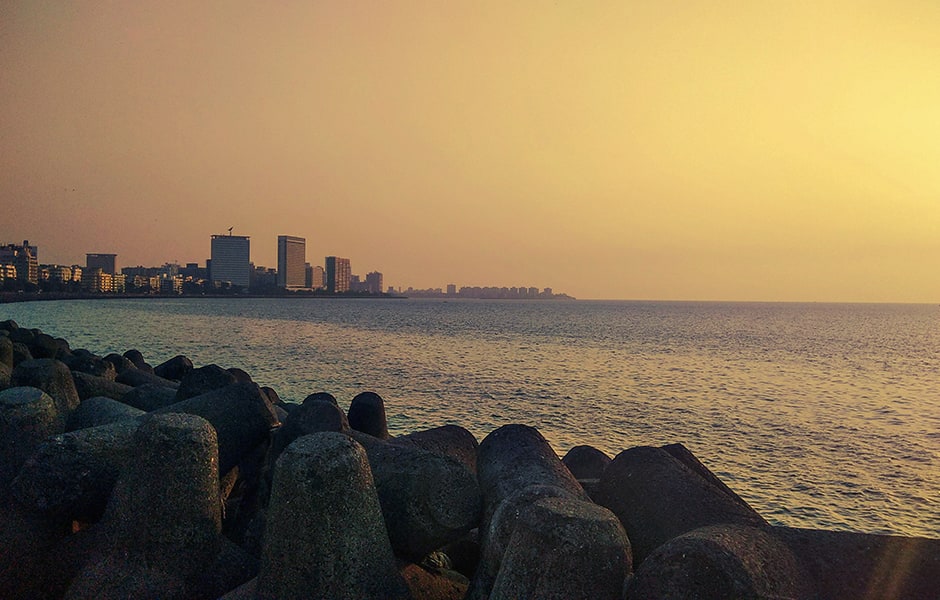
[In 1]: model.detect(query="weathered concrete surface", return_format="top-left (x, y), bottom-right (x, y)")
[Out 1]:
top-left (352, 431), bottom-right (482, 561)
top-left (61, 350), bottom-right (117, 380)
top-left (70, 370), bottom-right (134, 403)
top-left (467, 484), bottom-right (580, 600)
top-left (266, 396), bottom-right (350, 476)
top-left (11, 420), bottom-right (139, 522)
top-left (594, 445), bottom-right (768, 565)
top-left (490, 496), bottom-right (632, 600)
top-left (772, 526), bottom-right (940, 600)
top-left (67, 395), bottom-right (144, 429)
top-left (626, 524), bottom-right (815, 600)
top-left (0, 386), bottom-right (64, 486)
top-left (153, 354), bottom-right (194, 381)
top-left (122, 348), bottom-right (153, 373)
top-left (115, 366), bottom-right (179, 389)
top-left (119, 382), bottom-right (179, 411)
top-left (256, 432), bottom-right (410, 600)
top-left (66, 413), bottom-right (222, 597)
top-left (175, 364), bottom-right (238, 401)
top-left (154, 382), bottom-right (279, 474)
top-left (0, 336), bottom-right (13, 368)
top-left (11, 359), bottom-right (80, 422)
top-left (348, 390), bottom-right (391, 439)
top-left (0, 495), bottom-right (72, 599)
top-left (562, 444), bottom-right (612, 480)
top-left (477, 424), bottom-right (588, 529)
top-left (393, 424), bottom-right (479, 475)
top-left (102, 353), bottom-right (136, 374)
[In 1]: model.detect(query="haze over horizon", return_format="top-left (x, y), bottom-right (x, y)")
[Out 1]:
top-left (2, 2), bottom-right (939, 302)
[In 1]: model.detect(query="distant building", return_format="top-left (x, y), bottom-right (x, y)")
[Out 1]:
top-left (86, 253), bottom-right (117, 275)
top-left (365, 271), bottom-right (384, 294)
top-left (0, 263), bottom-right (17, 284)
top-left (250, 264), bottom-right (277, 289)
top-left (1, 240), bottom-right (39, 284)
top-left (277, 235), bottom-right (306, 289)
top-left (446, 284), bottom-right (457, 296)
top-left (45, 265), bottom-right (73, 283)
top-left (210, 234), bottom-right (250, 288)
top-left (325, 256), bottom-right (351, 293)
top-left (82, 268), bottom-right (113, 293)
top-left (306, 264), bottom-right (325, 290)
top-left (160, 275), bottom-right (183, 294)
top-left (179, 262), bottom-right (208, 281)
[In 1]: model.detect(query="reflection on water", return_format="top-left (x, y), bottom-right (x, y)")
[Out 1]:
top-left (3, 298), bottom-right (938, 538)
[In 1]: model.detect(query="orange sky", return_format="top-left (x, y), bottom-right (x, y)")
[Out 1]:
top-left (2, 2), bottom-right (939, 301)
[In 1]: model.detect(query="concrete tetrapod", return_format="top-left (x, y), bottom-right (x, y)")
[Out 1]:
top-left (352, 431), bottom-right (482, 561)
top-left (477, 424), bottom-right (589, 530)
top-left (119, 382), bottom-right (179, 411)
top-left (256, 432), bottom-right (411, 600)
top-left (154, 382), bottom-right (279, 475)
top-left (70, 371), bottom-right (133, 403)
top-left (175, 363), bottom-right (238, 401)
top-left (562, 444), bottom-right (612, 480)
top-left (392, 424), bottom-right (480, 475)
top-left (467, 484), bottom-right (581, 600)
top-left (11, 419), bottom-right (139, 522)
top-left (66, 413), bottom-right (222, 599)
top-left (348, 390), bottom-right (391, 439)
top-left (626, 524), bottom-right (815, 600)
top-left (490, 496), bottom-right (633, 600)
top-left (66, 395), bottom-right (144, 430)
top-left (772, 526), bottom-right (940, 600)
top-left (0, 386), bottom-right (64, 487)
top-left (594, 445), bottom-right (768, 565)
top-left (11, 359), bottom-right (80, 426)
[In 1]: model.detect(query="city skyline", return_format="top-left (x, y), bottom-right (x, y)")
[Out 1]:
top-left (2, 3), bottom-right (939, 302)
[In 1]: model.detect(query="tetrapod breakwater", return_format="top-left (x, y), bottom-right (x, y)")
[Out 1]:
top-left (0, 320), bottom-right (937, 599)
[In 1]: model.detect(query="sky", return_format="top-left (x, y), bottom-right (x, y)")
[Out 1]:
top-left (2, 2), bottom-right (939, 301)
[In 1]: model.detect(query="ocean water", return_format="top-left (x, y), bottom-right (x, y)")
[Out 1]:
top-left (2, 298), bottom-right (938, 539)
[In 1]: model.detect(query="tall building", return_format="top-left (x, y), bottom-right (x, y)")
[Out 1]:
top-left (365, 271), bottom-right (384, 294)
top-left (277, 235), bottom-right (306, 289)
top-left (210, 234), bottom-right (250, 288)
top-left (86, 253), bottom-right (117, 275)
top-left (0, 240), bottom-right (39, 284)
top-left (325, 256), bottom-right (351, 293)
top-left (306, 264), bottom-right (325, 290)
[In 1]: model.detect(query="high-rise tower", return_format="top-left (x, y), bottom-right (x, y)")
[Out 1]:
top-left (277, 235), bottom-right (306, 289)
top-left (325, 256), bottom-right (351, 293)
top-left (86, 253), bottom-right (117, 275)
top-left (210, 233), bottom-right (250, 288)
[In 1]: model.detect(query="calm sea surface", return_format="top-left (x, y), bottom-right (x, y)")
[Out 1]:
top-left (2, 298), bottom-right (938, 538)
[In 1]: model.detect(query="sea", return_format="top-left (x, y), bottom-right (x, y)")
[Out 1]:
top-left (2, 297), bottom-right (937, 539)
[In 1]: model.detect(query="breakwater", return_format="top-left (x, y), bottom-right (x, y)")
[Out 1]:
top-left (1, 320), bottom-right (937, 599)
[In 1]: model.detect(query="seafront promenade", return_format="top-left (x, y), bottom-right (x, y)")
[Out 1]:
top-left (0, 320), bottom-right (937, 599)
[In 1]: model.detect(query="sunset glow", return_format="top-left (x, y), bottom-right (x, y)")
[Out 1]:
top-left (2, 2), bottom-right (938, 301)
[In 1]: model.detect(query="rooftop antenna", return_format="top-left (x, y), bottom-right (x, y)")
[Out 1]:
top-left (227, 226), bottom-right (233, 236)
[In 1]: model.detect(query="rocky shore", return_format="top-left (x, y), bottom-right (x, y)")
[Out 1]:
top-left (0, 320), bottom-right (937, 599)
